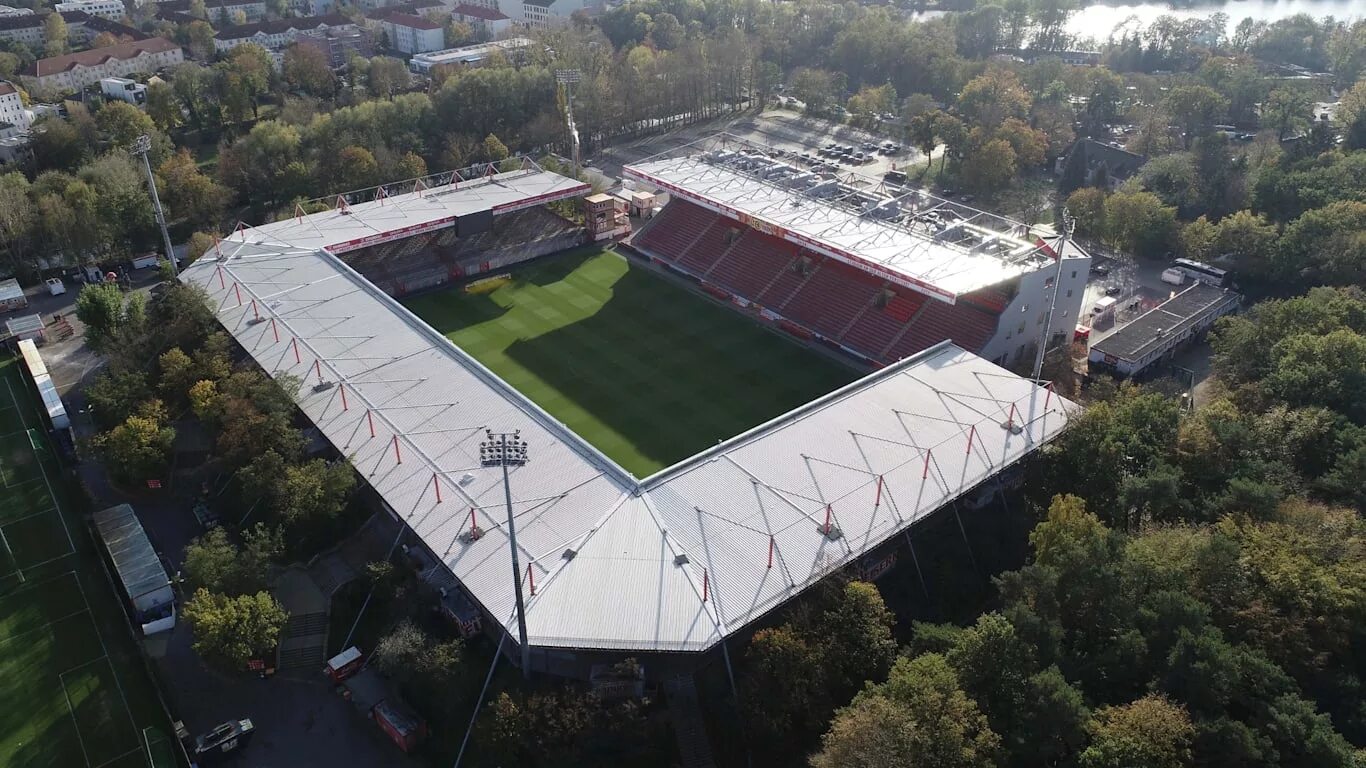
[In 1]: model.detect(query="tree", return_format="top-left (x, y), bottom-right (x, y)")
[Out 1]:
top-left (366, 55), bottom-right (407, 101)
top-left (1079, 695), bottom-right (1194, 768)
top-left (182, 524), bottom-right (281, 595)
top-left (958, 68), bottom-right (1030, 129)
top-left (961, 136), bottom-right (1017, 193)
top-left (283, 44), bottom-right (336, 97)
top-left (478, 133), bottom-right (508, 163)
top-left (1274, 201), bottom-right (1366, 290)
top-left (648, 11), bottom-right (683, 50)
top-left (76, 282), bottom-right (145, 353)
top-left (1066, 187), bottom-right (1107, 237)
top-left (42, 11), bottom-right (68, 58)
top-left (908, 110), bottom-right (939, 168)
top-left (156, 149), bottom-right (228, 229)
top-left (183, 588), bottom-right (288, 669)
top-left (814, 653), bottom-right (999, 768)
top-left (934, 112), bottom-right (968, 172)
top-left (86, 369), bottom-right (151, 430)
top-left (1211, 210), bottom-right (1278, 282)
top-left (1103, 190), bottom-right (1178, 258)
top-left (1262, 87), bottom-right (1311, 141)
top-left (186, 20), bottom-right (215, 60)
top-left (0, 172), bottom-right (34, 275)
top-left (372, 620), bottom-right (463, 692)
top-left (92, 400), bottom-right (175, 483)
top-left (1164, 85), bottom-right (1228, 146)
top-left (144, 81), bottom-right (181, 131)
top-left (790, 67), bottom-right (839, 116)
top-left (995, 117), bottom-right (1046, 167)
top-left (222, 43), bottom-right (274, 119)
top-left (30, 115), bottom-right (90, 172)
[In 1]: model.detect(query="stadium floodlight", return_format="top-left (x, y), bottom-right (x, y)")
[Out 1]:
top-left (480, 429), bottom-right (532, 678)
top-left (555, 69), bottom-right (583, 179)
top-left (130, 134), bottom-right (178, 278)
top-left (1032, 206), bottom-right (1076, 383)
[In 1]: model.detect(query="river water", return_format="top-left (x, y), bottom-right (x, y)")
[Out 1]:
top-left (1064, 0), bottom-right (1363, 41)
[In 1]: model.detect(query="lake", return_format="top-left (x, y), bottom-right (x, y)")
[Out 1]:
top-left (1065, 0), bottom-right (1363, 42)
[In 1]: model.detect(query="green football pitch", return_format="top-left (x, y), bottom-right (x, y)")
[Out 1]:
top-left (0, 363), bottom-right (176, 768)
top-left (403, 247), bottom-right (861, 476)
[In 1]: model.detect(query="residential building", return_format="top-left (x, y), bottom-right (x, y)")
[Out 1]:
top-left (100, 75), bottom-right (146, 104)
top-left (0, 80), bottom-right (29, 131)
top-left (213, 13), bottom-right (355, 53)
top-left (514, 0), bottom-right (582, 27)
top-left (362, 0), bottom-right (440, 20)
top-left (379, 12), bottom-right (444, 54)
top-left (54, 0), bottom-right (127, 22)
top-left (155, 0), bottom-right (267, 23)
top-left (1055, 137), bottom-right (1147, 190)
top-left (0, 131), bottom-right (31, 168)
top-left (0, 5), bottom-right (34, 17)
top-left (407, 36), bottom-right (532, 74)
top-left (295, 25), bottom-right (372, 67)
top-left (22, 37), bottom-right (183, 94)
top-left (289, 0), bottom-right (334, 15)
top-left (450, 2), bottom-right (509, 35)
top-left (0, 10), bottom-right (144, 47)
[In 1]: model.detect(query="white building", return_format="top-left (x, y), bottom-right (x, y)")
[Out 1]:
top-left (100, 75), bottom-right (146, 105)
top-left (380, 12), bottom-right (444, 54)
top-left (408, 36), bottom-right (532, 74)
top-left (513, 0), bottom-right (581, 27)
top-left (22, 37), bottom-right (183, 94)
top-left (155, 0), bottom-right (266, 23)
top-left (450, 2), bottom-right (509, 35)
top-left (213, 13), bottom-right (356, 53)
top-left (0, 80), bottom-right (29, 131)
top-left (289, 0), bottom-right (334, 15)
top-left (54, 0), bottom-right (127, 22)
top-left (0, 5), bottom-right (34, 17)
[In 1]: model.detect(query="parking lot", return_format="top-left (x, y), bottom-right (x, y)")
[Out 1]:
top-left (591, 108), bottom-right (931, 188)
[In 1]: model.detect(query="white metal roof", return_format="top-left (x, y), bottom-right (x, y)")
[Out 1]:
top-left (183, 185), bottom-right (1076, 654)
top-left (93, 504), bottom-right (174, 614)
top-left (243, 165), bottom-right (589, 255)
top-left (624, 138), bottom-right (1059, 302)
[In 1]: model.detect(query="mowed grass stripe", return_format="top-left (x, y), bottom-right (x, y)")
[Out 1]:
top-left (0, 571), bottom-right (85, 640)
top-left (405, 248), bottom-right (859, 476)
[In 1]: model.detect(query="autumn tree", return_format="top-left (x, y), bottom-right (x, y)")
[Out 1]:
top-left (183, 588), bottom-right (288, 670)
top-left (1080, 696), bottom-right (1194, 768)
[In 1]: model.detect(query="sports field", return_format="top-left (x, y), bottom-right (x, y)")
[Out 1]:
top-left (0, 363), bottom-right (175, 768)
top-left (404, 248), bottom-right (860, 476)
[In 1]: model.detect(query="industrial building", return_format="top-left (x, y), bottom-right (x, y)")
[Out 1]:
top-left (1088, 282), bottom-right (1240, 379)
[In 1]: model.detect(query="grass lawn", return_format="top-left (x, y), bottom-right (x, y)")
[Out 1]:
top-left (403, 247), bottom-right (860, 476)
top-left (0, 363), bottom-right (173, 768)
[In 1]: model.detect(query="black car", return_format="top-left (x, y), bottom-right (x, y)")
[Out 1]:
top-left (1090, 264), bottom-right (1110, 277)
top-left (193, 719), bottom-right (256, 762)
top-left (1104, 285), bottom-right (1122, 296)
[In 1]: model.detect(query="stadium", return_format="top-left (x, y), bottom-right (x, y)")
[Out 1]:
top-left (181, 144), bottom-right (1086, 679)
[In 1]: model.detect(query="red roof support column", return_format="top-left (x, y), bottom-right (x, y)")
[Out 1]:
top-left (923, 448), bottom-right (933, 480)
top-left (216, 266), bottom-right (225, 290)
top-left (824, 504), bottom-right (833, 536)
top-left (392, 434), bottom-right (402, 464)
top-left (767, 535), bottom-right (775, 569)
top-left (1044, 381), bottom-right (1054, 410)
top-left (874, 475), bottom-right (884, 507)
top-left (233, 283), bottom-right (242, 307)
top-left (270, 317), bottom-right (279, 343)
top-left (702, 568), bottom-right (709, 602)
top-left (527, 563), bottom-right (535, 595)
top-left (291, 337), bottom-right (301, 365)
top-left (433, 472), bottom-right (442, 503)
top-left (966, 424), bottom-right (977, 454)
top-left (366, 409), bottom-right (375, 438)
top-left (339, 383), bottom-right (348, 411)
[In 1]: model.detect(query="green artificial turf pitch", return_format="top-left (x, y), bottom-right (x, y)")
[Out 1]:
top-left (0, 365), bottom-right (169, 768)
top-left (403, 248), bottom-right (861, 476)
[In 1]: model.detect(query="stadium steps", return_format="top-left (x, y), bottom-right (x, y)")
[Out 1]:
top-left (842, 295), bottom-right (910, 360)
top-left (278, 644), bottom-right (326, 671)
top-left (880, 298), bottom-right (934, 360)
top-left (756, 254), bottom-right (808, 305)
top-left (705, 231), bottom-right (790, 297)
top-left (834, 292), bottom-right (880, 344)
top-left (685, 219), bottom-right (737, 275)
top-left (776, 261), bottom-right (824, 311)
top-left (286, 612), bottom-right (330, 636)
top-left (664, 675), bottom-right (716, 768)
top-left (783, 262), bottom-right (883, 339)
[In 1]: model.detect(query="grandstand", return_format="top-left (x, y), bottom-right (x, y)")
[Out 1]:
top-left (183, 156), bottom-right (1079, 678)
top-left (624, 136), bottom-right (1091, 369)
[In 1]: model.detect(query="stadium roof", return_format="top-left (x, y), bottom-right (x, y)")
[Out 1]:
top-left (624, 135), bottom-right (1074, 303)
top-left (183, 170), bottom-right (1076, 654)
top-left (240, 163), bottom-right (590, 254)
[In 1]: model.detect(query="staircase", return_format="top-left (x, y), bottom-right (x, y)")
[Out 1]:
top-left (278, 611), bottom-right (329, 671)
top-left (665, 675), bottom-right (716, 768)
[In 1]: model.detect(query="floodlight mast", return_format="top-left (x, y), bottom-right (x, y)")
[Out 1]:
top-left (480, 430), bottom-right (532, 679)
top-left (131, 134), bottom-right (178, 277)
top-left (1032, 207), bottom-right (1075, 383)
top-left (555, 69), bottom-right (582, 178)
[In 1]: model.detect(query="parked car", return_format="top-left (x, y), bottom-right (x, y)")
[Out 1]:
top-left (1104, 285), bottom-right (1122, 296)
top-left (193, 719), bottom-right (256, 762)
top-left (1090, 264), bottom-right (1110, 276)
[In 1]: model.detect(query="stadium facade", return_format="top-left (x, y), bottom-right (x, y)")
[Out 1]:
top-left (183, 156), bottom-right (1080, 678)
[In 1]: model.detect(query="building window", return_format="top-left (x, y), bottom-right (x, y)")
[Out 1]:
top-left (1066, 289), bottom-right (1073, 298)
top-left (1071, 270), bottom-right (1077, 279)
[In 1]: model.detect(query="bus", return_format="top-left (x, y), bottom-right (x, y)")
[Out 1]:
top-left (1170, 258), bottom-right (1230, 286)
